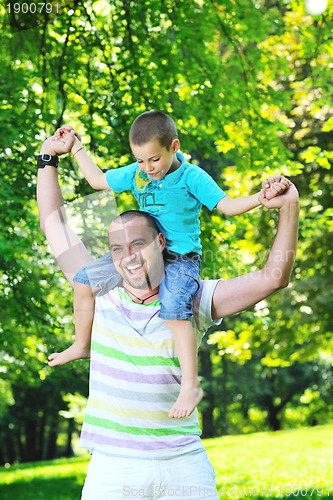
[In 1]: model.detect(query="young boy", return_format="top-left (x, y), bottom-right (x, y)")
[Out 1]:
top-left (48, 111), bottom-right (282, 418)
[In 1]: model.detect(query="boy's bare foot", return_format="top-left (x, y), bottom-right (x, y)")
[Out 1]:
top-left (48, 344), bottom-right (90, 366)
top-left (168, 382), bottom-right (203, 419)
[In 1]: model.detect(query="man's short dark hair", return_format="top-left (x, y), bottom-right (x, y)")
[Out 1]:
top-left (112, 210), bottom-right (160, 235)
top-left (129, 111), bottom-right (178, 150)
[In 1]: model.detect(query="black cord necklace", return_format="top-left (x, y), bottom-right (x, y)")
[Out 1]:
top-left (122, 285), bottom-right (159, 304)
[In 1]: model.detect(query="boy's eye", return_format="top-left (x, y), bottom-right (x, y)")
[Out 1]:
top-left (153, 158), bottom-right (160, 162)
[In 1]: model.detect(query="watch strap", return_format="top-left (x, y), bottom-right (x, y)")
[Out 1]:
top-left (37, 154), bottom-right (58, 169)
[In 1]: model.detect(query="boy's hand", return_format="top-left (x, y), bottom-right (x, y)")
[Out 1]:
top-left (259, 177), bottom-right (298, 210)
top-left (40, 131), bottom-right (76, 156)
top-left (261, 174), bottom-right (291, 200)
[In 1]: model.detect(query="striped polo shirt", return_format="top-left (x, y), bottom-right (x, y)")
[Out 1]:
top-left (80, 279), bottom-right (221, 459)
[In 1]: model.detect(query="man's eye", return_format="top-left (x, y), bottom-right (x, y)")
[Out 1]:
top-left (111, 247), bottom-right (121, 253)
top-left (133, 242), bottom-right (144, 249)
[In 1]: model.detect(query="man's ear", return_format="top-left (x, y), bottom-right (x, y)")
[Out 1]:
top-left (171, 139), bottom-right (180, 152)
top-left (158, 232), bottom-right (166, 251)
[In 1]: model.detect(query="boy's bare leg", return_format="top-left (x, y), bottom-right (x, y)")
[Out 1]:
top-left (165, 320), bottom-right (203, 418)
top-left (48, 282), bottom-right (94, 366)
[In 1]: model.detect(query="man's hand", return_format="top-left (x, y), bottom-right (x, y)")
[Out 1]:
top-left (261, 174), bottom-right (291, 201)
top-left (40, 131), bottom-right (77, 156)
top-left (259, 179), bottom-right (299, 210)
top-left (54, 125), bottom-right (81, 143)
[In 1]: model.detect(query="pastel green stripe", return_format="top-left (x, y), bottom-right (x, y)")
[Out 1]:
top-left (92, 340), bottom-right (180, 367)
top-left (84, 413), bottom-right (201, 437)
top-left (118, 287), bottom-right (160, 306)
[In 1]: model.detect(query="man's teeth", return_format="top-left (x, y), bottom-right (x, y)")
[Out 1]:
top-left (126, 264), bottom-right (142, 271)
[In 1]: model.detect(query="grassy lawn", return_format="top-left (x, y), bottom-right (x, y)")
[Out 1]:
top-left (205, 423), bottom-right (333, 499)
top-left (0, 424), bottom-right (332, 499)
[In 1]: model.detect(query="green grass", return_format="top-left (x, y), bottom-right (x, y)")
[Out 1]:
top-left (205, 424), bottom-right (333, 499)
top-left (0, 455), bottom-right (89, 499)
top-left (1, 425), bottom-right (332, 499)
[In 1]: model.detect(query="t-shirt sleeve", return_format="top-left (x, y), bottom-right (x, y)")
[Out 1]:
top-left (193, 279), bottom-right (223, 345)
top-left (105, 163), bottom-right (137, 193)
top-left (186, 166), bottom-right (227, 211)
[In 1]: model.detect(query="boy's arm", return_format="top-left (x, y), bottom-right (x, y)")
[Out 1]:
top-left (71, 137), bottom-right (110, 191)
top-left (59, 126), bottom-right (110, 191)
top-left (216, 192), bottom-right (261, 215)
top-left (215, 174), bottom-right (291, 216)
top-left (211, 182), bottom-right (299, 319)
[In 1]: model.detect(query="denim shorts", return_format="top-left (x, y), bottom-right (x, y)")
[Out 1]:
top-left (159, 250), bottom-right (201, 321)
top-left (73, 252), bottom-right (121, 296)
top-left (81, 448), bottom-right (218, 500)
top-left (73, 250), bottom-right (201, 319)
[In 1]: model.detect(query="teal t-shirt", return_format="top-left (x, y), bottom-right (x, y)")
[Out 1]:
top-left (105, 152), bottom-right (227, 255)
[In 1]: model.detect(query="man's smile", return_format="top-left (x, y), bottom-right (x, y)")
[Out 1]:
top-left (123, 261), bottom-right (145, 275)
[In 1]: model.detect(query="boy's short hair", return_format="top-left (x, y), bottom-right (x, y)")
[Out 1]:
top-left (129, 111), bottom-right (178, 150)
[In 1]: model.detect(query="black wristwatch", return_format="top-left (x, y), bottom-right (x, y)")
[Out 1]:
top-left (37, 154), bottom-right (58, 169)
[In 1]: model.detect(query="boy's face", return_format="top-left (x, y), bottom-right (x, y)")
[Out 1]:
top-left (131, 138), bottom-right (181, 181)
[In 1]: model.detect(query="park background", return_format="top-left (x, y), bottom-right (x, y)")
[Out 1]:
top-left (0, 0), bottom-right (332, 497)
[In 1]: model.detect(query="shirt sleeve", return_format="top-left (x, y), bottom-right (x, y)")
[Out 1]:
top-left (185, 166), bottom-right (227, 211)
top-left (105, 162), bottom-right (137, 193)
top-left (193, 279), bottom-right (223, 345)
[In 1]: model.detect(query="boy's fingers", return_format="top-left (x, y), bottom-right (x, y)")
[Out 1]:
top-left (262, 175), bottom-right (292, 193)
top-left (265, 180), bottom-right (292, 200)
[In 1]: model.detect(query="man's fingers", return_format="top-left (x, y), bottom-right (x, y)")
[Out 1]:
top-left (61, 125), bottom-right (74, 132)
top-left (61, 125), bottom-right (81, 141)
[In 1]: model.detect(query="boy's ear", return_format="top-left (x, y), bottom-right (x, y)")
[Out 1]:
top-left (171, 139), bottom-right (180, 152)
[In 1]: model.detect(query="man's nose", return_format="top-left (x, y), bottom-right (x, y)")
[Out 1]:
top-left (122, 248), bottom-right (137, 261)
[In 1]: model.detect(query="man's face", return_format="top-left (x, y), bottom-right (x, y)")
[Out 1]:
top-left (130, 138), bottom-right (180, 181)
top-left (108, 217), bottom-right (165, 291)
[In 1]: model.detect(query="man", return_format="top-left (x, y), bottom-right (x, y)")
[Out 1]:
top-left (37, 133), bottom-right (299, 499)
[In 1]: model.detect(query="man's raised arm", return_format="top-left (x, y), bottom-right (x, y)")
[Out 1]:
top-left (37, 135), bottom-right (93, 286)
top-left (211, 182), bottom-right (299, 320)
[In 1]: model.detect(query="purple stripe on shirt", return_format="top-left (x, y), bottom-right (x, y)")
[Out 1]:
top-left (81, 430), bottom-right (200, 450)
top-left (91, 359), bottom-right (181, 385)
